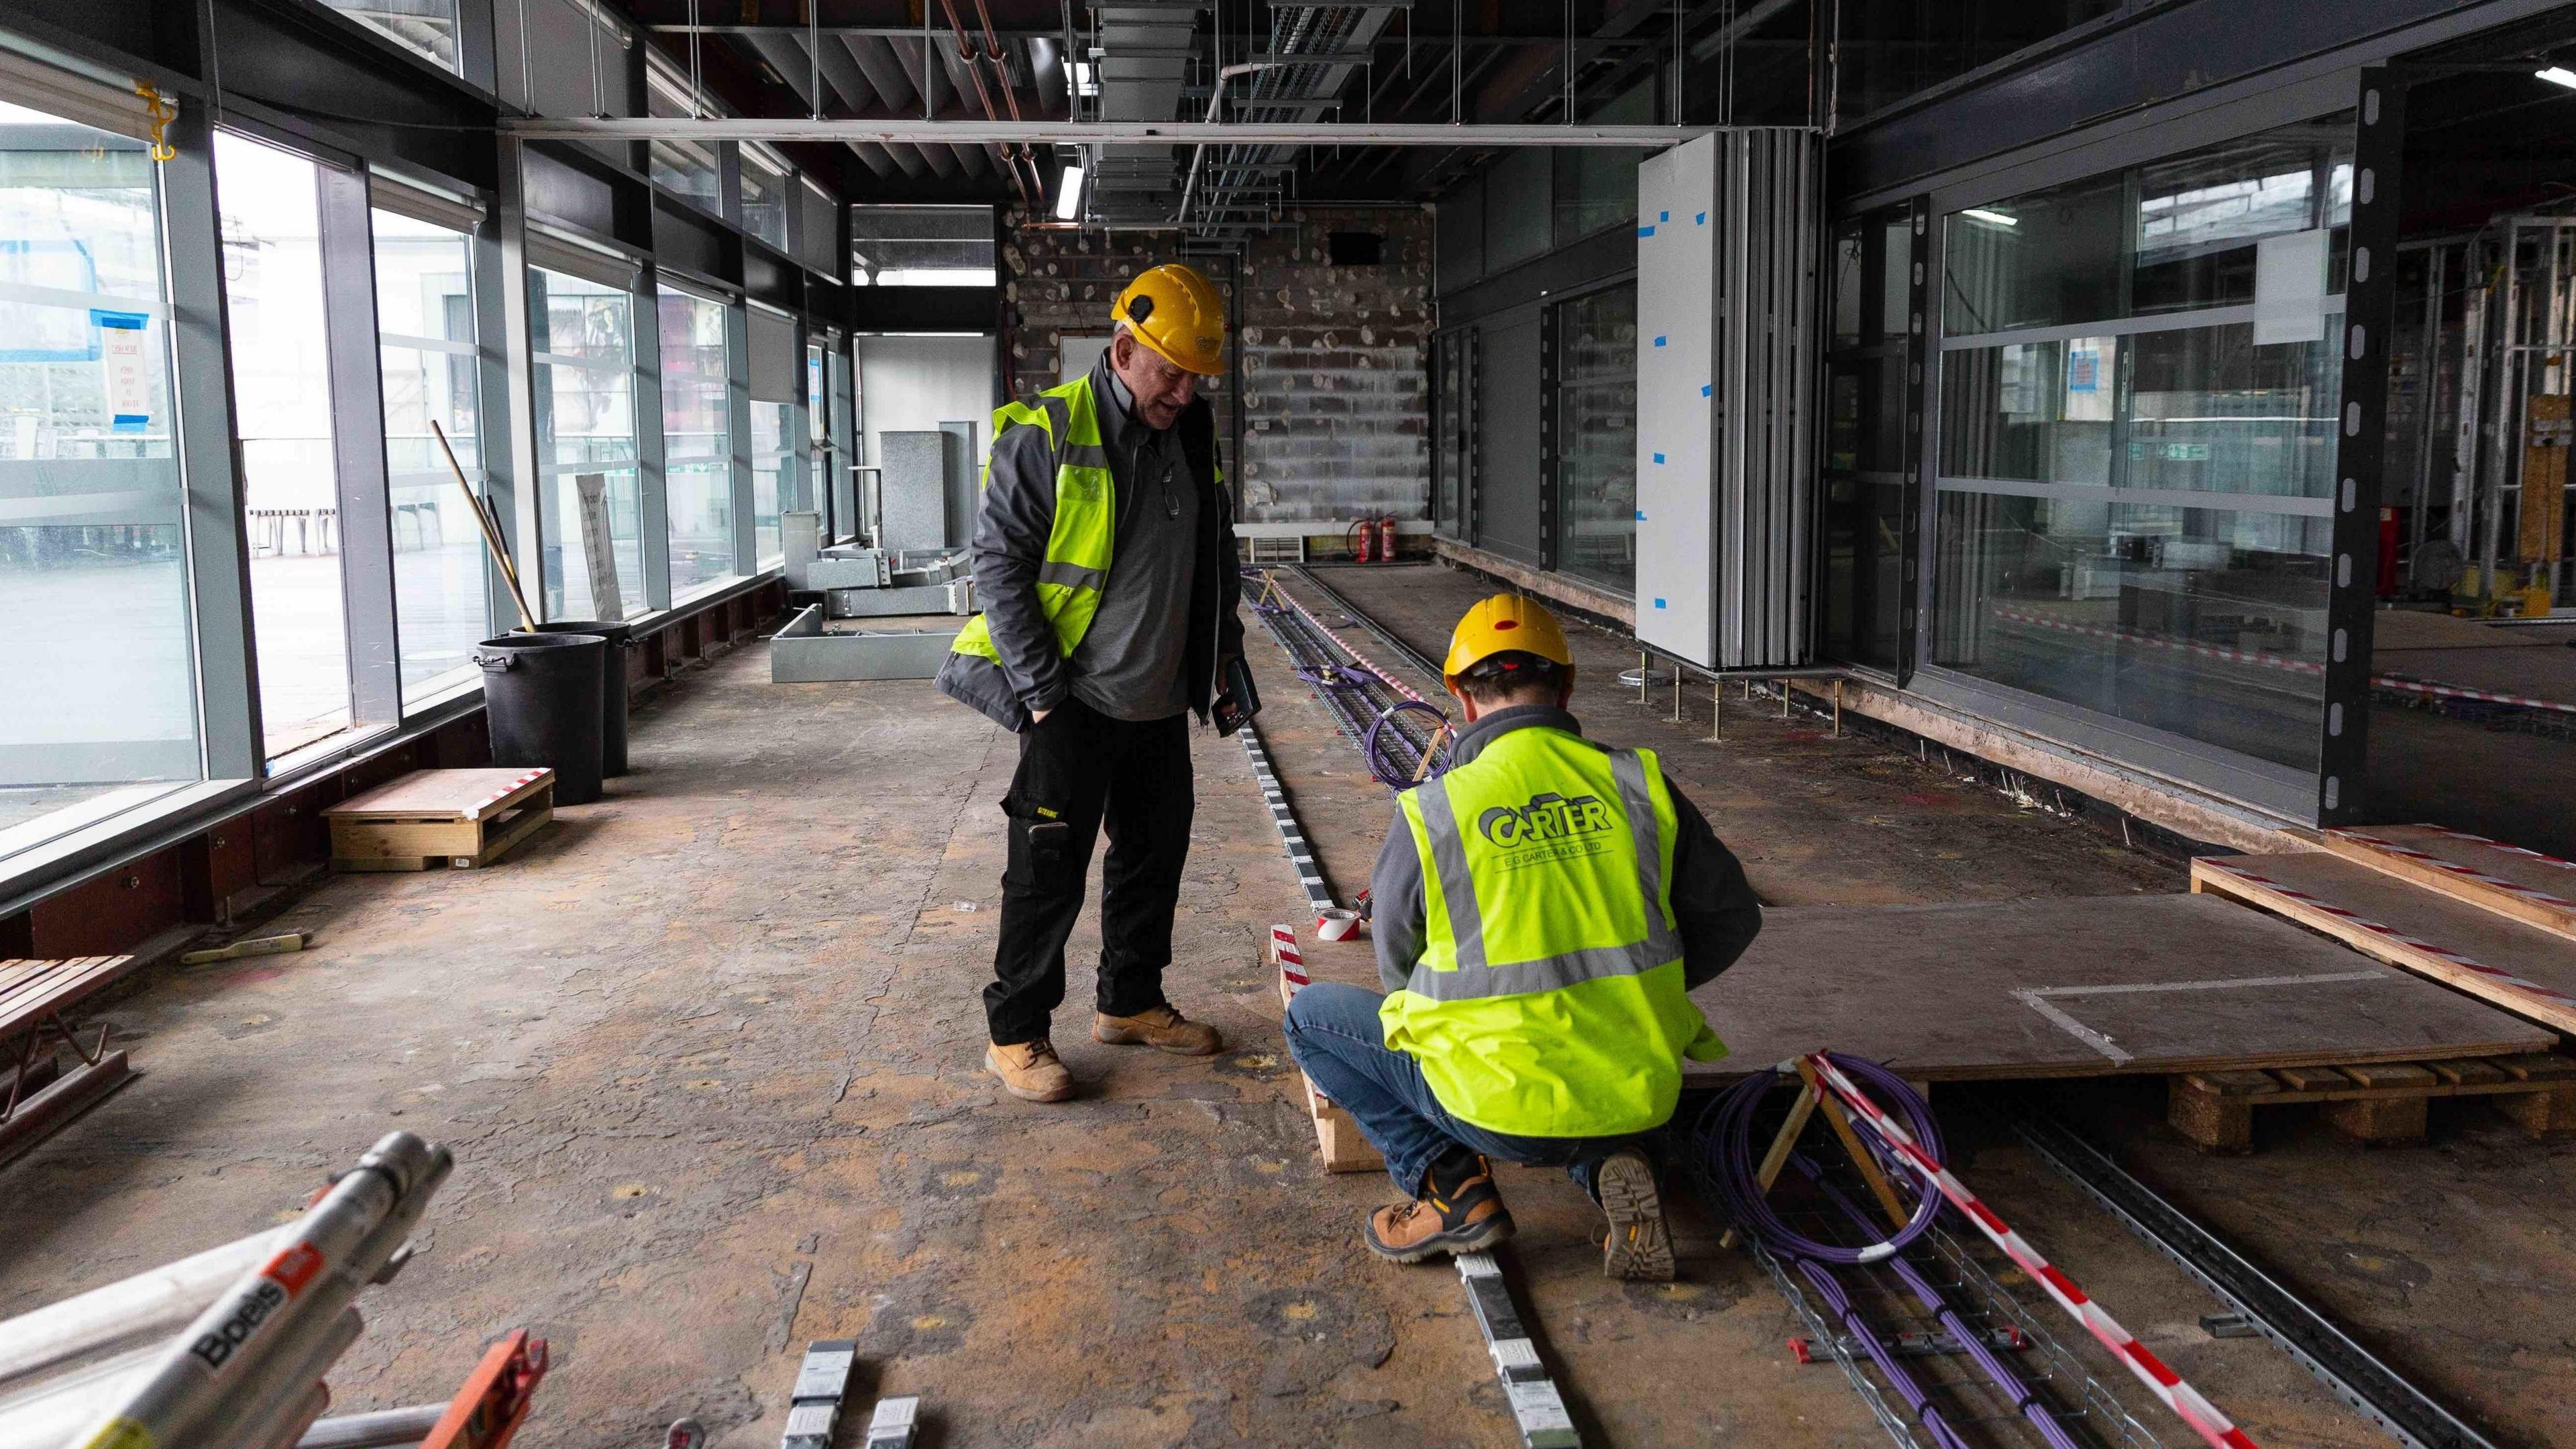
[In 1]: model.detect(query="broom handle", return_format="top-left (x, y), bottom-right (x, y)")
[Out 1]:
top-left (431, 420), bottom-right (536, 631)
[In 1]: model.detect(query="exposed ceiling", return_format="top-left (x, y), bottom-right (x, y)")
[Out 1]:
top-left (608, 0), bottom-right (1823, 229)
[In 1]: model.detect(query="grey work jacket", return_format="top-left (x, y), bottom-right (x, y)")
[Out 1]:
top-left (934, 355), bottom-right (1246, 732)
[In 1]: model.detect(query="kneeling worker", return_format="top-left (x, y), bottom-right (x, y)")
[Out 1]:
top-left (1283, 594), bottom-right (1762, 1279)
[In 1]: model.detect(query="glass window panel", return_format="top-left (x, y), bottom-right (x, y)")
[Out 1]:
top-left (750, 400), bottom-right (791, 565)
top-left (1483, 148), bottom-right (1552, 274)
top-left (529, 266), bottom-right (644, 619)
top-left (658, 287), bottom-right (737, 597)
top-left (743, 152), bottom-right (790, 250)
top-left (1553, 285), bottom-right (1636, 592)
top-left (1932, 490), bottom-right (2328, 771)
top-left (321, 0), bottom-right (460, 70)
top-left (1945, 115), bottom-right (2354, 337)
top-left (372, 209), bottom-right (486, 704)
top-left (1831, 222), bottom-right (1864, 348)
top-left (217, 131), bottom-right (352, 758)
top-left (851, 206), bottom-right (994, 286)
top-left (1550, 84), bottom-right (1650, 249)
top-left (0, 99), bottom-right (201, 857)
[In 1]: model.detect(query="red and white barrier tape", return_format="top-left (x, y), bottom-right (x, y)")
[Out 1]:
top-left (1277, 584), bottom-right (1436, 706)
top-left (1273, 924), bottom-right (1332, 1113)
top-left (2196, 859), bottom-right (2576, 1014)
top-left (2404, 822), bottom-right (2576, 873)
top-left (466, 768), bottom-right (552, 820)
top-left (1801, 1051), bottom-right (2261, 1449)
top-left (1988, 607), bottom-right (2576, 717)
top-left (2327, 830), bottom-right (2576, 911)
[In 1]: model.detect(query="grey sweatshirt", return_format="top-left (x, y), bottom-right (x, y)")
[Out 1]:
top-left (1370, 704), bottom-right (1765, 994)
top-left (936, 354), bottom-right (1245, 731)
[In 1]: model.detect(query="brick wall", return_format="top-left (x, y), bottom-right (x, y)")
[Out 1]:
top-left (1004, 205), bottom-right (1433, 527)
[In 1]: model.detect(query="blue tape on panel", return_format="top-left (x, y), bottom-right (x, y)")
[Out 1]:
top-left (1696, 212), bottom-right (1707, 225)
top-left (1701, 384), bottom-right (1712, 396)
top-left (1652, 452), bottom-right (1665, 464)
top-left (1660, 211), bottom-right (1669, 222)
top-left (1653, 335), bottom-right (1666, 347)
top-left (1654, 598), bottom-right (1668, 609)
top-left (1635, 510), bottom-right (1646, 521)
top-left (1637, 225), bottom-right (1655, 237)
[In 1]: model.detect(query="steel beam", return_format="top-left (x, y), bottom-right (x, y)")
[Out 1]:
top-left (502, 117), bottom-right (1756, 146)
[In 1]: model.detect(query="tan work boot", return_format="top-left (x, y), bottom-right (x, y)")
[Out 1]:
top-left (1364, 1153), bottom-right (1515, 1263)
top-left (985, 1038), bottom-right (1073, 1102)
top-left (1593, 1148), bottom-right (1675, 1281)
top-left (1091, 1005), bottom-right (1222, 1056)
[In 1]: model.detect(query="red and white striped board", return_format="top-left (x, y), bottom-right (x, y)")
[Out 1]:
top-left (2192, 856), bottom-right (2576, 1036)
top-left (1272, 924), bottom-right (1382, 1174)
top-left (1803, 1052), bottom-right (2262, 1449)
top-left (2318, 826), bottom-right (2576, 945)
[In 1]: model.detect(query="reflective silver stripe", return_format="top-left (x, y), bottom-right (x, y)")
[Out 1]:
top-left (1036, 561), bottom-right (1106, 592)
top-left (1414, 780), bottom-right (1491, 973)
top-left (1061, 443), bottom-right (1113, 474)
top-left (1609, 748), bottom-right (1683, 961)
top-left (1402, 938), bottom-right (1669, 1002)
top-left (1404, 747), bottom-right (1678, 1003)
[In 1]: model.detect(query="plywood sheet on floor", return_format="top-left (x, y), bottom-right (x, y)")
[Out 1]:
top-left (2192, 849), bottom-right (2576, 1034)
top-left (2373, 645), bottom-right (2576, 706)
top-left (2317, 822), bottom-right (2576, 936)
top-left (2370, 610), bottom-right (2549, 650)
top-left (1682, 892), bottom-right (2552, 1080)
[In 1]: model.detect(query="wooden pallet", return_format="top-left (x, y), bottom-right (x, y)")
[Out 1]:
top-left (2315, 824), bottom-right (2576, 943)
top-left (3, 955), bottom-right (142, 1169)
top-left (325, 768), bottom-right (555, 872)
top-left (2170, 1053), bottom-right (2576, 1152)
top-left (1272, 926), bottom-right (1383, 1175)
top-left (2192, 851), bottom-right (2576, 1036)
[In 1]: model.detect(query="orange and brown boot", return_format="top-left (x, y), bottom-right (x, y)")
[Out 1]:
top-left (1592, 1148), bottom-right (1675, 1281)
top-left (985, 1038), bottom-right (1074, 1102)
top-left (1092, 1004), bottom-right (1222, 1056)
top-left (1364, 1152), bottom-right (1515, 1263)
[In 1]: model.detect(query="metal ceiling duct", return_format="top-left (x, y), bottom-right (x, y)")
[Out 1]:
top-left (1087, 1), bottom-right (1198, 225)
top-left (1187, 4), bottom-right (1399, 232)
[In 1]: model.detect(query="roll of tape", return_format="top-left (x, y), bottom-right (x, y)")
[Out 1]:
top-left (1315, 908), bottom-right (1363, 941)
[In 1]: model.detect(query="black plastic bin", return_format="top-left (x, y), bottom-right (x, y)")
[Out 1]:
top-left (515, 619), bottom-right (636, 775)
top-left (475, 633), bottom-right (607, 805)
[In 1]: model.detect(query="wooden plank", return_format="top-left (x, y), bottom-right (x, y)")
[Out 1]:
top-left (2273, 1064), bottom-right (2356, 1093)
top-left (1686, 893), bottom-right (2553, 1084)
top-left (464, 798), bottom-right (553, 867)
top-left (2314, 824), bottom-right (2576, 943)
top-left (2491, 1052), bottom-right (2576, 1082)
top-left (325, 767), bottom-right (553, 823)
top-left (2427, 1058), bottom-right (2511, 1086)
top-left (2192, 851), bottom-right (2576, 1035)
top-left (2188, 1069), bottom-right (2280, 1097)
top-left (2343, 1062), bottom-right (2439, 1090)
top-left (0, 957), bottom-right (138, 1036)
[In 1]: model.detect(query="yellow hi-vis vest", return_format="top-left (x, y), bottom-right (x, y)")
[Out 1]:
top-left (1380, 726), bottom-right (1728, 1138)
top-left (949, 374), bottom-right (1117, 663)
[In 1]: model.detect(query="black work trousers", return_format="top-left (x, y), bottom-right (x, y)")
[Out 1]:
top-left (985, 698), bottom-right (1196, 1044)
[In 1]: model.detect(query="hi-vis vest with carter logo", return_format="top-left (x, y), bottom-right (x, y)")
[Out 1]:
top-left (1380, 725), bottom-right (1727, 1138)
top-left (950, 374), bottom-right (1118, 664)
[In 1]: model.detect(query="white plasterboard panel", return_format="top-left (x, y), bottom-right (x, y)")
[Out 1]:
top-left (1634, 134), bottom-right (1719, 667)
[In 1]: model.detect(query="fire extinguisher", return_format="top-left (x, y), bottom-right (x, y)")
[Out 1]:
top-left (1378, 516), bottom-right (1400, 563)
top-left (1348, 519), bottom-right (1375, 564)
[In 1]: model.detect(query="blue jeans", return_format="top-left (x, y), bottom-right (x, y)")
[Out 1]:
top-left (1282, 981), bottom-right (1646, 1198)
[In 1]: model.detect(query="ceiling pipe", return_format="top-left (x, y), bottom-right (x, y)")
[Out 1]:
top-left (500, 117), bottom-right (1735, 145)
top-left (1176, 62), bottom-right (1279, 227)
top-left (971, 0), bottom-right (1051, 203)
top-left (937, 0), bottom-right (1036, 207)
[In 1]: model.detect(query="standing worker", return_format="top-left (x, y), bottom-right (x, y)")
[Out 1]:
top-left (1283, 594), bottom-right (1763, 1279)
top-left (938, 263), bottom-right (1250, 1104)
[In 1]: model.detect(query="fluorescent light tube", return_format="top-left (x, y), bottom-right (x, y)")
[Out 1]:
top-left (1054, 163), bottom-right (1085, 221)
top-left (1962, 207), bottom-right (2018, 227)
top-left (2538, 66), bottom-right (2576, 89)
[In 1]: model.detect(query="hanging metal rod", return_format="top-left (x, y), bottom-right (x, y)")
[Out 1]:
top-left (500, 117), bottom-right (1772, 145)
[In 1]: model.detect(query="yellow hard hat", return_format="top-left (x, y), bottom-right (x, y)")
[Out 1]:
top-left (1112, 263), bottom-right (1227, 375)
top-left (1442, 593), bottom-right (1573, 690)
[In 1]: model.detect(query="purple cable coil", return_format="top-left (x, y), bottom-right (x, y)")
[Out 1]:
top-left (1695, 1052), bottom-right (1943, 1264)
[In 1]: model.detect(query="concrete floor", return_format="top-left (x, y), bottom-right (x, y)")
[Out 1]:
top-left (0, 565), bottom-right (2570, 1448)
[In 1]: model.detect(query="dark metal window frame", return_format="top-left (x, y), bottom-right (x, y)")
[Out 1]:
top-left (1884, 69), bottom-right (2391, 826)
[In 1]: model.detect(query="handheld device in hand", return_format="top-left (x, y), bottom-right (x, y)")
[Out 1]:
top-left (1212, 655), bottom-right (1262, 735)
